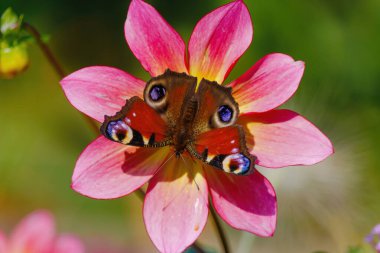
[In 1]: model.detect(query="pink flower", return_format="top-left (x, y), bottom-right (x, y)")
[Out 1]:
top-left (0, 210), bottom-right (84, 253)
top-left (366, 224), bottom-right (380, 252)
top-left (60, 0), bottom-right (333, 252)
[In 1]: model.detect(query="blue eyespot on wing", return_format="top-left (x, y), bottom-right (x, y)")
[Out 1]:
top-left (149, 85), bottom-right (166, 101)
top-left (209, 153), bottom-right (251, 175)
top-left (218, 105), bottom-right (233, 123)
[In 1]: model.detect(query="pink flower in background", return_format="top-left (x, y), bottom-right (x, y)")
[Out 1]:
top-left (61, 0), bottom-right (333, 252)
top-left (366, 224), bottom-right (380, 252)
top-left (0, 210), bottom-right (84, 253)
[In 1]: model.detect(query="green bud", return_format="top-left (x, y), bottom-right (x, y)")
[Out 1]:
top-left (1, 7), bottom-right (23, 35)
top-left (0, 40), bottom-right (29, 79)
top-left (0, 8), bottom-right (31, 79)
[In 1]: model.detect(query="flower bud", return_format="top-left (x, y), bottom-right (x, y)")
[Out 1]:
top-left (0, 41), bottom-right (29, 78)
top-left (1, 8), bottom-right (22, 35)
top-left (0, 8), bottom-right (30, 79)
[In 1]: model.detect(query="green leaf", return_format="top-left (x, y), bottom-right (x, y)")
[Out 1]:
top-left (1, 7), bottom-right (23, 35)
top-left (40, 34), bottom-right (50, 43)
top-left (16, 33), bottom-right (34, 44)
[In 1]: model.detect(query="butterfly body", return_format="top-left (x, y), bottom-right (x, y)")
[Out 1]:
top-left (101, 70), bottom-right (256, 175)
top-left (172, 97), bottom-right (198, 156)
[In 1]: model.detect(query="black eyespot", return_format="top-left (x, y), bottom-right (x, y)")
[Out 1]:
top-left (218, 105), bottom-right (233, 123)
top-left (116, 131), bottom-right (126, 141)
top-left (149, 85), bottom-right (166, 101)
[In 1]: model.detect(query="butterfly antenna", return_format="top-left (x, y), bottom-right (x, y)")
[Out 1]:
top-left (160, 153), bottom-right (208, 211)
top-left (151, 151), bottom-right (176, 180)
top-left (160, 153), bottom-right (191, 211)
top-left (179, 154), bottom-right (209, 208)
top-left (179, 153), bottom-right (200, 191)
top-left (160, 152), bottom-right (176, 170)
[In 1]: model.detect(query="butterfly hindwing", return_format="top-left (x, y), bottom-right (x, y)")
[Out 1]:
top-left (191, 125), bottom-right (256, 175)
top-left (100, 96), bottom-right (168, 147)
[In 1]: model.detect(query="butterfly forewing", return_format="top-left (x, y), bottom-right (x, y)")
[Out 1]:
top-left (143, 70), bottom-right (197, 130)
top-left (100, 96), bottom-right (167, 147)
top-left (192, 79), bottom-right (239, 135)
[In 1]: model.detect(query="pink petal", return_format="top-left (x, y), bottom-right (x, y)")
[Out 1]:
top-left (10, 211), bottom-right (55, 253)
top-left (144, 156), bottom-right (208, 253)
top-left (0, 231), bottom-right (7, 253)
top-left (239, 110), bottom-right (334, 168)
top-left (60, 66), bottom-right (145, 122)
top-left (230, 53), bottom-right (305, 113)
top-left (72, 136), bottom-right (171, 199)
top-left (53, 235), bottom-right (85, 253)
top-left (205, 167), bottom-right (277, 236)
top-left (125, 0), bottom-right (187, 76)
top-left (189, 0), bottom-right (253, 84)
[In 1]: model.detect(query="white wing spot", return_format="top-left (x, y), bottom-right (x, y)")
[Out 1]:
top-left (231, 148), bottom-right (239, 153)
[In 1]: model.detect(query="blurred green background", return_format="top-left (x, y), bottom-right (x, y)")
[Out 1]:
top-left (0, 0), bottom-right (379, 252)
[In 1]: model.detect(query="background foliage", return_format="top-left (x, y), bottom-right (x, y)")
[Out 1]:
top-left (0, 0), bottom-right (379, 252)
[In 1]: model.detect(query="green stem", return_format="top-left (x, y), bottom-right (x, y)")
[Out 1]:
top-left (191, 242), bottom-right (207, 253)
top-left (23, 22), bottom-right (65, 77)
top-left (135, 188), bottom-right (146, 201)
top-left (210, 204), bottom-right (230, 253)
top-left (23, 22), bottom-right (99, 134)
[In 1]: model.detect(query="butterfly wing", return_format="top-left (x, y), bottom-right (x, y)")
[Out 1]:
top-left (190, 125), bottom-right (256, 175)
top-left (100, 96), bottom-right (169, 147)
top-left (192, 79), bottom-right (239, 135)
top-left (143, 69), bottom-right (197, 130)
top-left (187, 79), bottom-right (254, 175)
top-left (101, 70), bottom-right (255, 175)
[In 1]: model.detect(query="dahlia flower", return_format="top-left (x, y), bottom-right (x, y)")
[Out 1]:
top-left (60, 0), bottom-right (333, 252)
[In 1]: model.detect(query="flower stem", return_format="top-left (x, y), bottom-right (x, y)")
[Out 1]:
top-left (210, 204), bottom-right (230, 253)
top-left (23, 22), bottom-right (65, 77)
top-left (135, 188), bottom-right (146, 201)
top-left (191, 242), bottom-right (207, 253)
top-left (23, 22), bottom-right (99, 133)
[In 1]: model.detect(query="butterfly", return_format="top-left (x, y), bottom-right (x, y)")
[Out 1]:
top-left (100, 69), bottom-right (256, 175)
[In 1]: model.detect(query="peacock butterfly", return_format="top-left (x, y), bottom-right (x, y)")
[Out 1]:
top-left (100, 69), bottom-right (256, 175)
